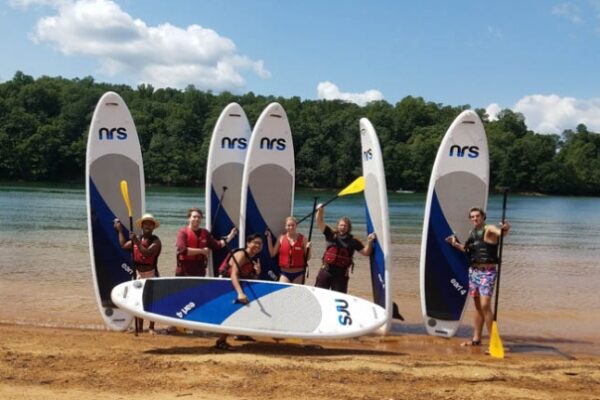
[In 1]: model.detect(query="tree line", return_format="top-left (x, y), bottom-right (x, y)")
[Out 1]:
top-left (1, 71), bottom-right (599, 195)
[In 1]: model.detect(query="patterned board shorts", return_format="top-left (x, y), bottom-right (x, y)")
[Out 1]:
top-left (468, 267), bottom-right (497, 297)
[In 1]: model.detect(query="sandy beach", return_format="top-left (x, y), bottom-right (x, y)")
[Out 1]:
top-left (1, 323), bottom-right (599, 400)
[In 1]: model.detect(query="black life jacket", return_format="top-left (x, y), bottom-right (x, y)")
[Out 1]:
top-left (465, 226), bottom-right (499, 264)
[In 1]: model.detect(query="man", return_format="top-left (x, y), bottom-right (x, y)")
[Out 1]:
top-left (176, 207), bottom-right (237, 277)
top-left (446, 207), bottom-right (510, 347)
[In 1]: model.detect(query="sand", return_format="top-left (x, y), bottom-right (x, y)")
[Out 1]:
top-left (1, 323), bottom-right (599, 400)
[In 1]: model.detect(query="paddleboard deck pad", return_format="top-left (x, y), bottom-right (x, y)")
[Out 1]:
top-left (112, 277), bottom-right (387, 338)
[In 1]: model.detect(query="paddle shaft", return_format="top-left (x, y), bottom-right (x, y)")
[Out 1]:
top-left (303, 197), bottom-right (318, 281)
top-left (493, 189), bottom-right (509, 322)
top-left (211, 186), bottom-right (228, 233)
top-left (297, 194), bottom-right (337, 224)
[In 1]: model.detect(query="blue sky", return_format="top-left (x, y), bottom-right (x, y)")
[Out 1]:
top-left (1, 0), bottom-right (599, 133)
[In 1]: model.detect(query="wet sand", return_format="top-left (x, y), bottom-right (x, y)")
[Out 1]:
top-left (1, 324), bottom-right (599, 400)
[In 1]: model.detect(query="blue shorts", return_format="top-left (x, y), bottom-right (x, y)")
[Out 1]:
top-left (468, 266), bottom-right (497, 297)
top-left (280, 270), bottom-right (305, 282)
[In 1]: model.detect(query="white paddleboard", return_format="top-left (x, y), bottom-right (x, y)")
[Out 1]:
top-left (239, 102), bottom-right (294, 281)
top-left (360, 118), bottom-right (393, 333)
top-left (205, 103), bottom-right (252, 276)
top-left (111, 277), bottom-right (387, 338)
top-left (86, 91), bottom-right (144, 331)
top-left (420, 110), bottom-right (489, 337)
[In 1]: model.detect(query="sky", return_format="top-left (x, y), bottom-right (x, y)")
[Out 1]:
top-left (0, 0), bottom-right (599, 134)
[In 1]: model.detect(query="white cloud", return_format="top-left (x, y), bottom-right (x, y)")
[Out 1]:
top-left (485, 103), bottom-right (502, 121)
top-left (486, 95), bottom-right (600, 134)
top-left (17, 0), bottom-right (270, 91)
top-left (316, 81), bottom-right (384, 106)
top-left (552, 2), bottom-right (584, 24)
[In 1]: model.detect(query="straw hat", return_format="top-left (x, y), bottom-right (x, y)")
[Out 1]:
top-left (135, 213), bottom-right (160, 229)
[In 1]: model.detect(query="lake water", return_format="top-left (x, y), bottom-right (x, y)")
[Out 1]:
top-left (1, 183), bottom-right (599, 350)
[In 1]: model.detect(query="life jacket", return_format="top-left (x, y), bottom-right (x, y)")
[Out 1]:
top-left (218, 248), bottom-right (256, 279)
top-left (133, 235), bottom-right (159, 268)
top-left (278, 234), bottom-right (305, 269)
top-left (177, 227), bottom-right (209, 262)
top-left (465, 226), bottom-right (499, 264)
top-left (322, 234), bottom-right (355, 269)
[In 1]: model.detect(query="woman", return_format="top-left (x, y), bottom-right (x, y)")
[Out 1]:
top-left (314, 205), bottom-right (375, 294)
top-left (266, 217), bottom-right (310, 284)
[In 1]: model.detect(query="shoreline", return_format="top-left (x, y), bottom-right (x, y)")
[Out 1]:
top-left (1, 323), bottom-right (599, 400)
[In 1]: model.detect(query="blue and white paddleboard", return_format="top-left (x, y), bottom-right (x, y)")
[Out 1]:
top-left (239, 103), bottom-right (294, 281)
top-left (86, 91), bottom-right (144, 331)
top-left (111, 277), bottom-right (387, 338)
top-left (420, 110), bottom-right (489, 337)
top-left (360, 118), bottom-right (393, 333)
top-left (205, 103), bottom-right (252, 276)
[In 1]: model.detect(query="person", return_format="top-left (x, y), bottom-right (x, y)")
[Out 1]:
top-left (215, 233), bottom-right (263, 351)
top-left (175, 207), bottom-right (237, 277)
top-left (265, 217), bottom-right (311, 284)
top-left (114, 213), bottom-right (162, 335)
top-left (445, 206), bottom-right (510, 347)
top-left (314, 205), bottom-right (376, 293)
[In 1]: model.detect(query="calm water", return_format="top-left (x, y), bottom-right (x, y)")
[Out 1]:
top-left (1, 184), bottom-right (599, 346)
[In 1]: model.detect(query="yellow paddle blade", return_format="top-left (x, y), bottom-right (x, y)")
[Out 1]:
top-left (338, 176), bottom-right (365, 196)
top-left (489, 321), bottom-right (505, 359)
top-left (120, 180), bottom-right (133, 217)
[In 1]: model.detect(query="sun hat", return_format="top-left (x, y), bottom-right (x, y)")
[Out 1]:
top-left (135, 213), bottom-right (160, 229)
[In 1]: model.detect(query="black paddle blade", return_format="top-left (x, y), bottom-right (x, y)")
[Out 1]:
top-left (392, 302), bottom-right (404, 321)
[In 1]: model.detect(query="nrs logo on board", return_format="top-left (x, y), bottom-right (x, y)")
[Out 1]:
top-left (221, 137), bottom-right (247, 149)
top-left (449, 145), bottom-right (479, 158)
top-left (335, 298), bottom-right (353, 326)
top-left (259, 137), bottom-right (286, 151)
top-left (98, 127), bottom-right (127, 140)
top-left (363, 148), bottom-right (373, 161)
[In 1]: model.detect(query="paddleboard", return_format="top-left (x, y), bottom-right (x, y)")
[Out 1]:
top-left (111, 277), bottom-right (387, 338)
top-left (205, 103), bottom-right (252, 276)
top-left (86, 91), bottom-right (144, 331)
top-left (420, 110), bottom-right (489, 337)
top-left (360, 118), bottom-right (393, 333)
top-left (239, 103), bottom-right (294, 281)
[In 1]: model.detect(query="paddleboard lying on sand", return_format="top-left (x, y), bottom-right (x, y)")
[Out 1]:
top-left (112, 277), bottom-right (387, 338)
top-left (239, 102), bottom-right (294, 281)
top-left (205, 103), bottom-right (252, 276)
top-left (420, 110), bottom-right (489, 337)
top-left (360, 118), bottom-right (393, 333)
top-left (86, 91), bottom-right (144, 331)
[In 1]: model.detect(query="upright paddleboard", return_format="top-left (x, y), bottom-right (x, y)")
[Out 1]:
top-left (86, 91), bottom-right (144, 331)
top-left (112, 277), bottom-right (387, 338)
top-left (360, 118), bottom-right (392, 333)
top-left (205, 103), bottom-right (252, 276)
top-left (420, 110), bottom-right (489, 337)
top-left (239, 103), bottom-right (294, 281)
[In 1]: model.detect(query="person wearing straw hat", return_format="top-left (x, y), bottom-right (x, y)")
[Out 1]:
top-left (114, 213), bottom-right (162, 334)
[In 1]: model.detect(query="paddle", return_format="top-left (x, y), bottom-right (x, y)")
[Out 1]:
top-left (303, 196), bottom-right (319, 282)
top-left (489, 188), bottom-right (509, 358)
top-left (120, 180), bottom-right (140, 336)
top-left (297, 176), bottom-right (365, 224)
top-left (211, 186), bottom-right (228, 233)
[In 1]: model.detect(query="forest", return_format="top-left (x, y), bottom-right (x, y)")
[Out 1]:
top-left (1, 71), bottom-right (599, 195)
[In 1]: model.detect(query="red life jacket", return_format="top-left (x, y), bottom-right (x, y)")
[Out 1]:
top-left (278, 234), bottom-right (305, 269)
top-left (218, 249), bottom-right (256, 279)
top-left (322, 235), bottom-right (354, 268)
top-left (133, 235), bottom-right (159, 267)
top-left (178, 227), bottom-right (209, 262)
